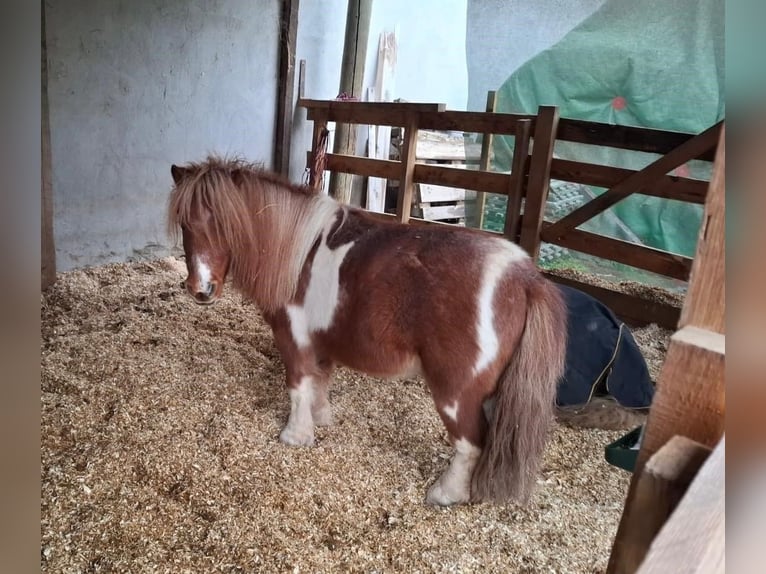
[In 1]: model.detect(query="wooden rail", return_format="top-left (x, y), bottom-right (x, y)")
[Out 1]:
top-left (297, 98), bottom-right (722, 328)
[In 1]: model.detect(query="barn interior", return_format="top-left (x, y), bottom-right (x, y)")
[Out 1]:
top-left (41, 1), bottom-right (727, 572)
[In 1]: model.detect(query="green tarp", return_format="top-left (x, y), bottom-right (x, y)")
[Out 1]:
top-left (492, 0), bottom-right (724, 257)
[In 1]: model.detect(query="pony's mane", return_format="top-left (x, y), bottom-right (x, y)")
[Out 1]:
top-left (168, 155), bottom-right (339, 311)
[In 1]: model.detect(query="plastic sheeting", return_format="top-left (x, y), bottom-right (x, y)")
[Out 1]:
top-left (492, 0), bottom-right (724, 257)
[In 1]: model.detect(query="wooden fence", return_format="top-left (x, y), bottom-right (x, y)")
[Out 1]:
top-left (298, 98), bottom-right (722, 329)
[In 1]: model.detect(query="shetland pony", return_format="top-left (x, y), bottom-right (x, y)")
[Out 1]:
top-left (167, 156), bottom-right (567, 506)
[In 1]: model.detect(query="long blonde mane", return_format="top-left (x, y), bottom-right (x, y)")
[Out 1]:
top-left (168, 156), bottom-right (340, 311)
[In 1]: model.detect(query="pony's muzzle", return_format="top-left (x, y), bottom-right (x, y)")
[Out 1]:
top-left (182, 279), bottom-right (218, 304)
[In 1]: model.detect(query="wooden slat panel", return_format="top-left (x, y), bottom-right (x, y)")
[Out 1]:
top-left (637, 437), bottom-right (724, 574)
top-left (419, 184), bottom-right (466, 202)
top-left (541, 224), bottom-right (693, 280)
top-left (679, 127), bottom-right (725, 333)
top-left (520, 106), bottom-right (559, 258)
top-left (550, 159), bottom-right (709, 204)
top-left (545, 123), bottom-right (723, 240)
top-left (610, 436), bottom-right (712, 574)
top-left (422, 204), bottom-right (466, 221)
top-left (557, 118), bottom-right (719, 162)
top-left (413, 163), bottom-right (512, 195)
top-left (543, 273), bottom-right (681, 329)
top-left (418, 110), bottom-right (537, 136)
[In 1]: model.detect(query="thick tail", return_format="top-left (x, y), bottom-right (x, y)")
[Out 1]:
top-left (471, 276), bottom-right (567, 504)
top-left (556, 397), bottom-right (648, 430)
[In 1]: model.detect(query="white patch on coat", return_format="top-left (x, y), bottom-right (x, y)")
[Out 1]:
top-left (287, 219), bottom-right (354, 348)
top-left (195, 255), bottom-right (212, 292)
top-left (280, 376), bottom-right (316, 446)
top-left (426, 437), bottom-right (482, 506)
top-left (473, 243), bottom-right (527, 375)
top-left (442, 401), bottom-right (459, 423)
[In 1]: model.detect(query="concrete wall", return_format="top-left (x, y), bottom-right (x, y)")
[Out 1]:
top-left (289, 0), bottom-right (469, 183)
top-left (47, 0), bottom-right (280, 270)
top-left (466, 0), bottom-right (606, 111)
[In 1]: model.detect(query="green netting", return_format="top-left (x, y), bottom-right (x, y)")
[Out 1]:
top-left (490, 0), bottom-right (724, 258)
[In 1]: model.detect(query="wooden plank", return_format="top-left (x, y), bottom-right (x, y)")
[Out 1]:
top-left (418, 184), bottom-right (466, 203)
top-left (422, 204), bottom-right (466, 221)
top-left (273, 0), bottom-right (299, 176)
top-left (419, 110), bottom-right (537, 136)
top-left (504, 119), bottom-right (532, 240)
top-left (542, 224), bottom-right (693, 280)
top-left (544, 123), bottom-right (722, 241)
top-left (42, 2), bottom-right (56, 289)
top-left (543, 273), bottom-right (681, 329)
top-left (610, 436), bottom-right (712, 574)
top-left (679, 126), bottom-right (725, 333)
top-left (637, 438), bottom-right (724, 574)
top-left (413, 163), bottom-right (512, 195)
top-left (557, 118), bottom-right (718, 162)
top-left (323, 153), bottom-right (399, 180)
top-left (396, 115), bottom-right (419, 223)
top-left (550, 159), bottom-right (709, 204)
top-left (519, 105), bottom-right (560, 258)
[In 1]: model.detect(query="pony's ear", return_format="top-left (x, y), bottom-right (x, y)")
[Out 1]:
top-left (170, 164), bottom-right (187, 184)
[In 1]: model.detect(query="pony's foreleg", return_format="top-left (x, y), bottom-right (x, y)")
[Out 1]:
top-left (280, 373), bottom-right (318, 447)
top-left (425, 389), bottom-right (487, 506)
top-left (311, 361), bottom-right (335, 427)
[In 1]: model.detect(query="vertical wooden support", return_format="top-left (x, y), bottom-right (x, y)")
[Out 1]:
top-left (607, 126), bottom-right (726, 574)
top-left (42, 1), bottom-right (56, 289)
top-left (474, 90), bottom-right (497, 229)
top-left (298, 59), bottom-right (306, 100)
top-left (308, 110), bottom-right (329, 192)
top-left (274, 0), bottom-right (300, 176)
top-left (395, 114), bottom-right (419, 223)
top-left (519, 105), bottom-right (559, 258)
top-left (503, 118), bottom-right (532, 242)
top-left (328, 0), bottom-right (372, 203)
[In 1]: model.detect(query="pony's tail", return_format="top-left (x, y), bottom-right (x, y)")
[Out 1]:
top-left (471, 277), bottom-right (567, 504)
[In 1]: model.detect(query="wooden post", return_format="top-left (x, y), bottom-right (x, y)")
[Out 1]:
top-left (503, 118), bottom-right (531, 241)
top-left (308, 110), bottom-right (329, 192)
top-left (395, 114), bottom-right (419, 223)
top-left (607, 126), bottom-right (726, 574)
top-left (519, 105), bottom-right (559, 259)
top-left (328, 0), bottom-right (372, 204)
top-left (42, 1), bottom-right (56, 289)
top-left (473, 90), bottom-right (497, 229)
top-left (273, 0), bottom-right (300, 177)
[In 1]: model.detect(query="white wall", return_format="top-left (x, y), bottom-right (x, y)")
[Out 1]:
top-left (47, 0), bottom-right (280, 270)
top-left (466, 0), bottom-right (606, 111)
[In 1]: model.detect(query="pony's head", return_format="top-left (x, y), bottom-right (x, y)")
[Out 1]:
top-left (167, 161), bottom-right (253, 305)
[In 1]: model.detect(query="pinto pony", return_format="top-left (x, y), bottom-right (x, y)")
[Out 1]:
top-left (167, 156), bottom-right (567, 506)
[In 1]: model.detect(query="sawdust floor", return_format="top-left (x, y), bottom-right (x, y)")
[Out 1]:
top-left (41, 258), bottom-right (670, 573)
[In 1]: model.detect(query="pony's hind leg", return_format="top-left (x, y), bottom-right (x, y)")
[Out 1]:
top-left (311, 359), bottom-right (335, 427)
top-left (425, 385), bottom-right (488, 506)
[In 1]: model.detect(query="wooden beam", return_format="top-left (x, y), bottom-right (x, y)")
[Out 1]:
top-left (414, 163), bottom-right (514, 195)
top-left (519, 105), bottom-right (559, 258)
top-left (541, 224), bottom-right (693, 281)
top-left (609, 436), bottom-right (712, 574)
top-left (544, 122), bottom-right (722, 241)
top-left (328, 0), bottom-right (372, 203)
top-left (504, 119), bottom-right (531, 240)
top-left (395, 114), bottom-right (419, 223)
top-left (550, 159), bottom-right (709, 204)
top-left (418, 110), bottom-right (537, 136)
top-left (557, 118), bottom-right (718, 162)
top-left (42, 0), bottom-right (56, 289)
top-left (273, 0), bottom-right (300, 176)
top-left (543, 273), bottom-right (681, 329)
top-left (679, 126), bottom-right (725, 333)
top-left (637, 437), bottom-right (724, 574)
top-left (322, 152), bottom-right (399, 180)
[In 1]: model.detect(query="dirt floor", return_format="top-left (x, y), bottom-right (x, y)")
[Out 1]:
top-left (41, 258), bottom-right (671, 573)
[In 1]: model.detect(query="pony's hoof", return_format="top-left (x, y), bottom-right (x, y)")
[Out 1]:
top-left (425, 480), bottom-right (468, 507)
top-left (279, 426), bottom-right (315, 447)
top-left (312, 405), bottom-right (333, 427)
